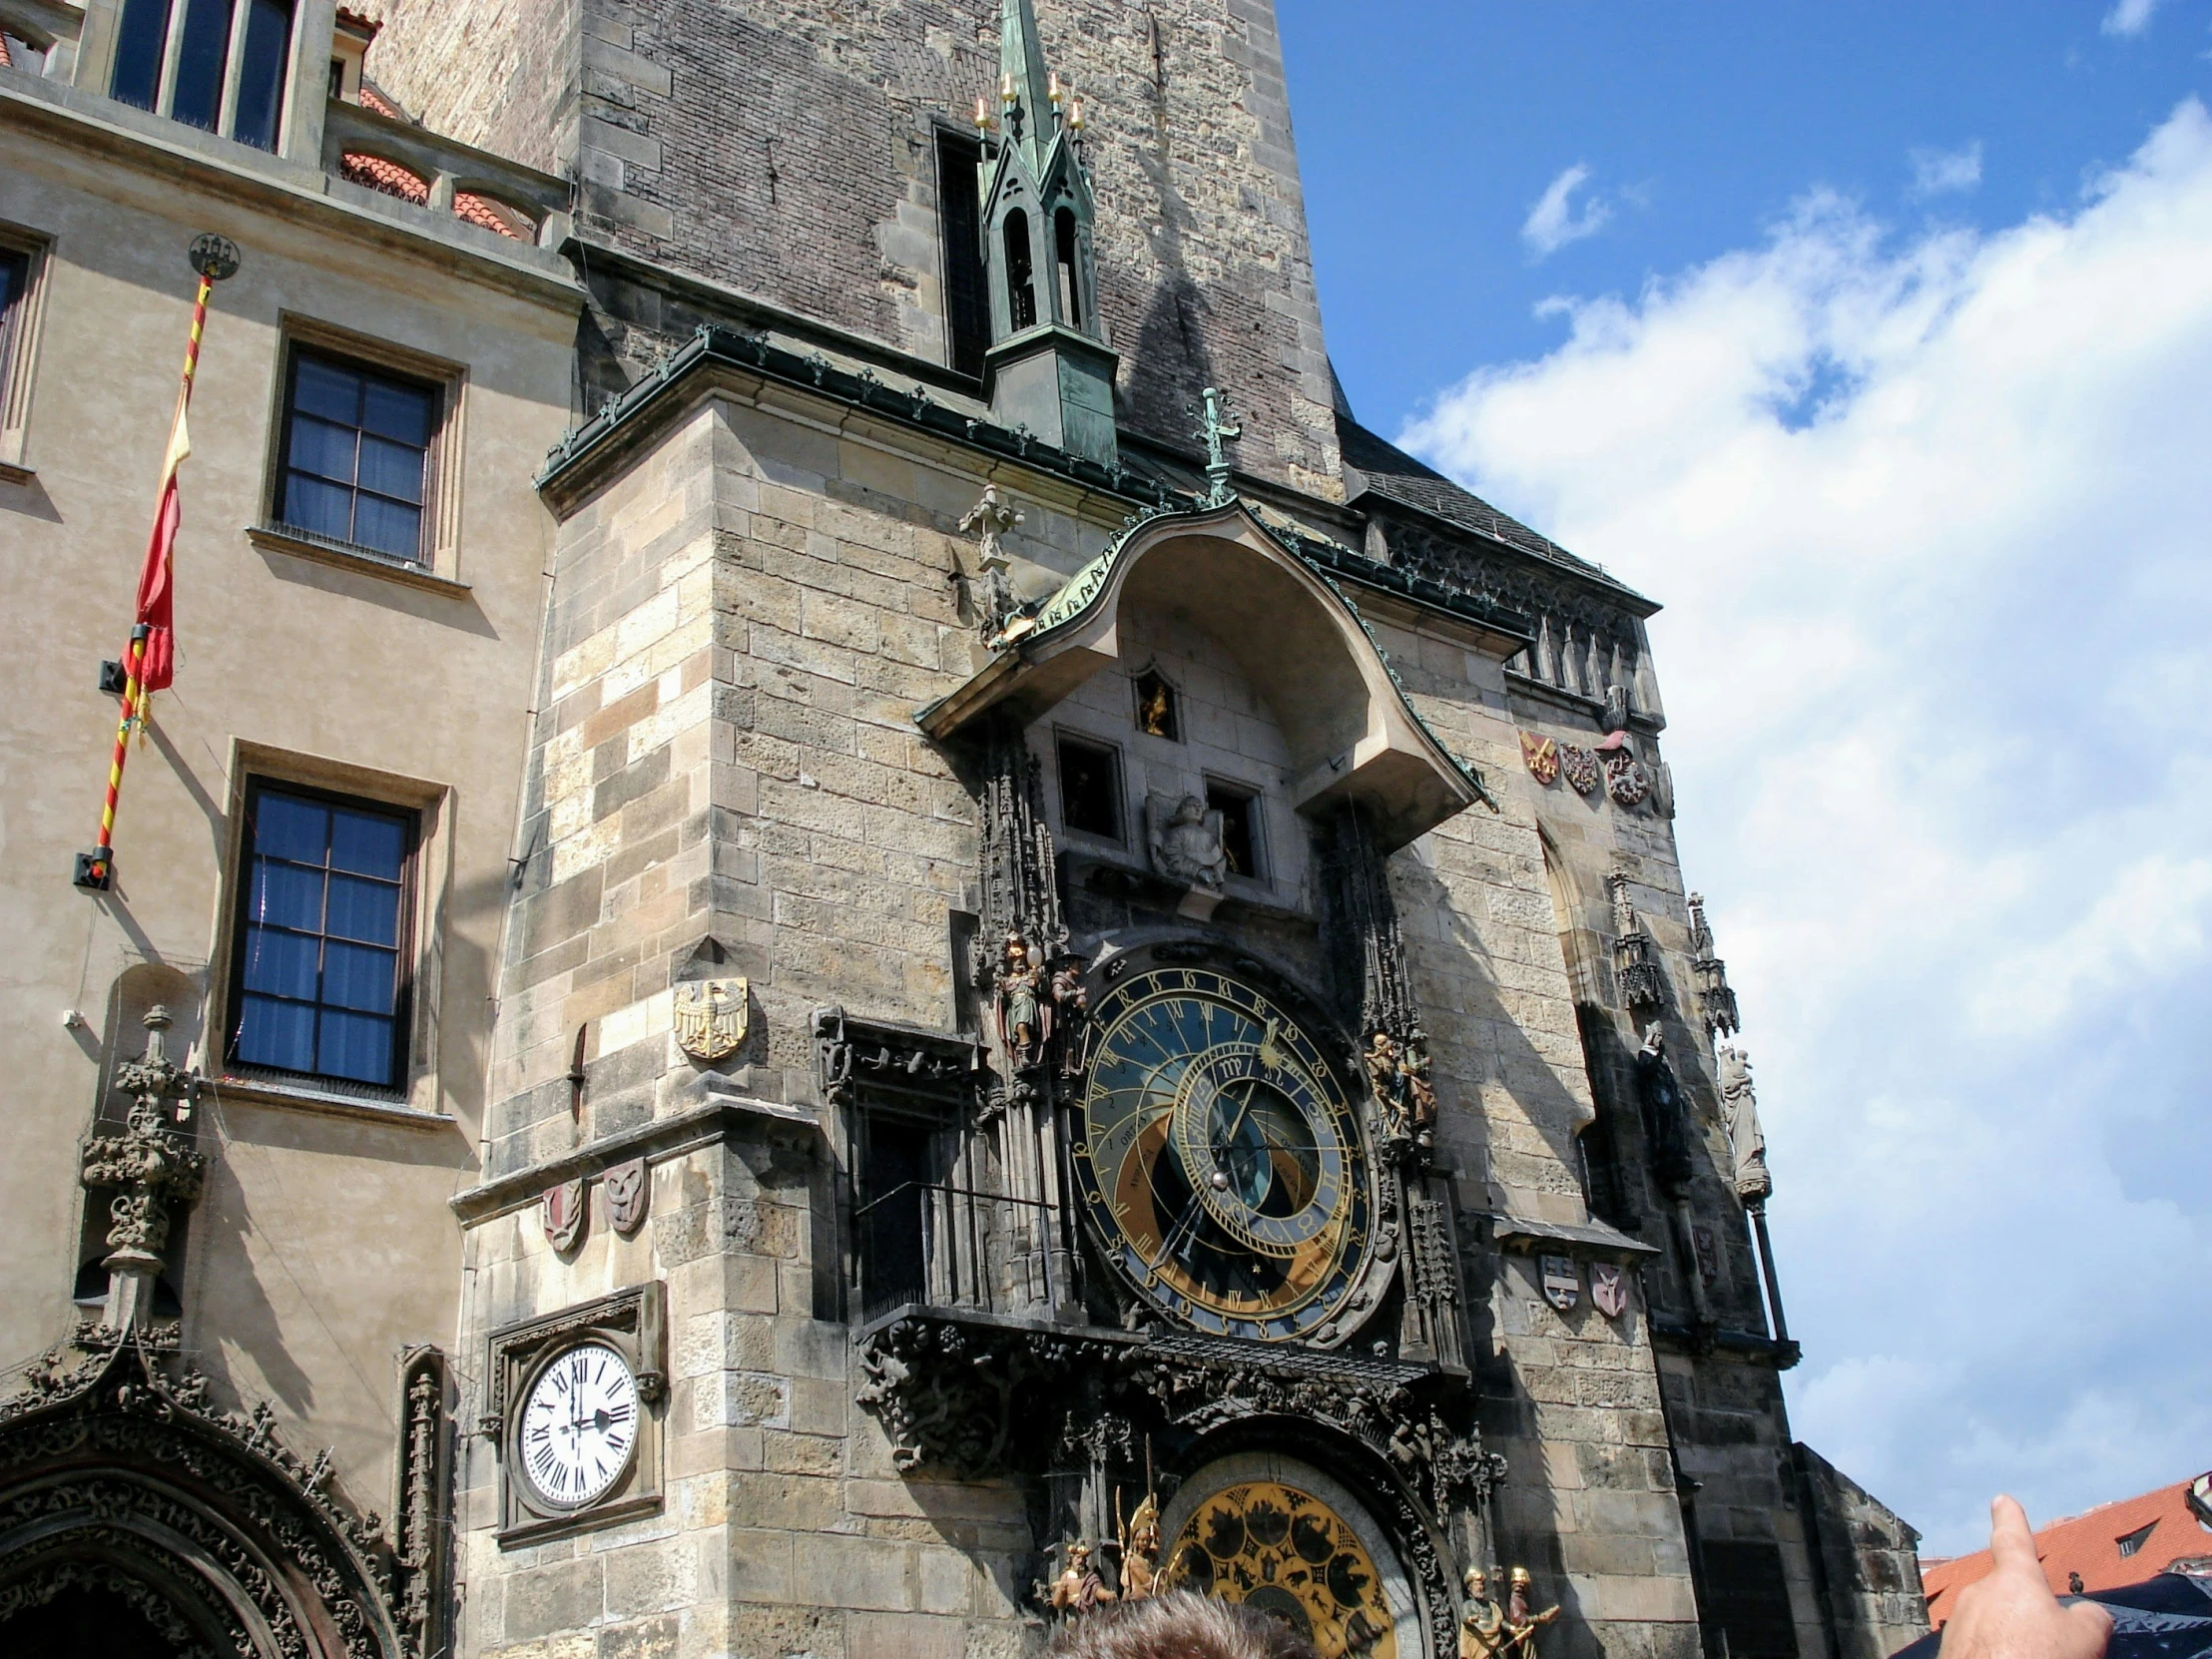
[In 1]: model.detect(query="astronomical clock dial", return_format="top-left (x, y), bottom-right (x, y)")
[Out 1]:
top-left (1072, 967), bottom-right (1374, 1343)
top-left (1164, 1479), bottom-right (1398, 1659)
top-left (516, 1342), bottom-right (640, 1510)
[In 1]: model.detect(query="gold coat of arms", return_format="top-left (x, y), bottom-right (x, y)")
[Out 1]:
top-left (672, 977), bottom-right (750, 1061)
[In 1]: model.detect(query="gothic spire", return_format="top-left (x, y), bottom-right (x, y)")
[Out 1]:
top-left (998, 0), bottom-right (1059, 164)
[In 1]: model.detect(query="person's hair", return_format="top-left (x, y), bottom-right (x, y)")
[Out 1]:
top-left (1046, 1593), bottom-right (1323, 1659)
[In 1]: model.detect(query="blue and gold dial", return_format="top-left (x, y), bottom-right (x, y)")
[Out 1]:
top-left (1073, 968), bottom-right (1373, 1343)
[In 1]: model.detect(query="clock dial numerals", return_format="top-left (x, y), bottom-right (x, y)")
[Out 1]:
top-left (516, 1341), bottom-right (640, 1509)
top-left (1073, 970), bottom-right (1373, 1343)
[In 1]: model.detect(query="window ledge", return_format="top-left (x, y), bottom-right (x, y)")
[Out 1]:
top-left (247, 523), bottom-right (470, 597)
top-left (210, 1072), bottom-right (456, 1130)
top-left (0, 460), bottom-right (33, 486)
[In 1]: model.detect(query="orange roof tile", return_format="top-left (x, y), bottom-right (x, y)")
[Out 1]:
top-left (1924, 1476), bottom-right (2212, 1620)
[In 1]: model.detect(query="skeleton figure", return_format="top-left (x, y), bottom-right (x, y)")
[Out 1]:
top-left (1150, 794), bottom-right (1228, 890)
top-left (1717, 1043), bottom-right (1773, 1200)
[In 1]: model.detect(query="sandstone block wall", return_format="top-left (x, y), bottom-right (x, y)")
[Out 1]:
top-left (362, 0), bottom-right (1343, 498)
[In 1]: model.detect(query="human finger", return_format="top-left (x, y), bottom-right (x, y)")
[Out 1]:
top-left (1987, 1495), bottom-right (2041, 1578)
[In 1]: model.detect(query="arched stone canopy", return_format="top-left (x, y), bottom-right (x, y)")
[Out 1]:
top-left (918, 502), bottom-right (1487, 850)
top-left (0, 1341), bottom-right (409, 1659)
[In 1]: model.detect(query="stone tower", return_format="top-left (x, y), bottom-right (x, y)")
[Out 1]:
top-left (253, 3), bottom-right (1923, 1657)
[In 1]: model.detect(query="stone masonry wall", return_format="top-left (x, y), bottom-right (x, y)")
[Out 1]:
top-left (1368, 601), bottom-right (1704, 1659)
top-left (362, 0), bottom-right (1344, 499)
top-left (356, 0), bottom-right (577, 176)
top-left (457, 384), bottom-right (1115, 1659)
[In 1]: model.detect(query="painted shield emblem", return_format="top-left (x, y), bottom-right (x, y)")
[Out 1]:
top-left (604, 1157), bottom-right (648, 1236)
top-left (1591, 1262), bottom-right (1628, 1319)
top-left (1603, 752), bottom-right (1651, 809)
top-left (673, 976), bottom-right (750, 1062)
top-left (1539, 1254), bottom-right (1580, 1313)
top-left (543, 1178), bottom-right (586, 1252)
top-left (1519, 731), bottom-right (1560, 786)
top-left (1559, 744), bottom-right (1600, 796)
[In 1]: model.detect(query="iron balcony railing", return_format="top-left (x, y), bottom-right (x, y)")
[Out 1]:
top-left (852, 1181), bottom-right (1062, 1326)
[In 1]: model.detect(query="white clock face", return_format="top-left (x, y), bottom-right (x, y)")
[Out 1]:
top-left (517, 1342), bottom-right (639, 1509)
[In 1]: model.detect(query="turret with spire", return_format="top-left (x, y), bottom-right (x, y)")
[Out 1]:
top-left (970, 0), bottom-right (1118, 467)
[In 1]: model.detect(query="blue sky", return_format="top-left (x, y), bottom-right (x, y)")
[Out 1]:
top-left (1279, 2), bottom-right (2212, 1558)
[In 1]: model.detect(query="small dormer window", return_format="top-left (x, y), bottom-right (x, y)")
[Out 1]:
top-left (110, 0), bottom-right (296, 153)
top-left (2117, 1521), bottom-right (2157, 1558)
top-left (1003, 210), bottom-right (1036, 331)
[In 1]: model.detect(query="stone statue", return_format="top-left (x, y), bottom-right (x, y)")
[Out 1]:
top-left (1460, 1567), bottom-right (1509, 1659)
top-left (1633, 1022), bottom-right (1696, 1193)
top-left (996, 932), bottom-right (1048, 1071)
top-left (958, 484), bottom-right (1023, 640)
top-left (1047, 1540), bottom-right (1117, 1620)
top-left (1048, 955), bottom-right (1090, 1076)
top-left (1363, 1029), bottom-right (1403, 1132)
top-left (1398, 1028), bottom-right (1438, 1146)
top-left (1149, 794), bottom-right (1228, 890)
top-left (1118, 1491), bottom-right (1161, 1600)
top-left (1717, 1043), bottom-right (1773, 1200)
top-left (1503, 1567), bottom-right (1560, 1658)
top-left (1600, 682), bottom-right (1631, 734)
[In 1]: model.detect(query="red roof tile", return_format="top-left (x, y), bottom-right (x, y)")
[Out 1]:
top-left (1924, 1476), bottom-right (2212, 1620)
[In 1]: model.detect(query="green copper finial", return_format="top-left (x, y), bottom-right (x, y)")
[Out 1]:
top-left (999, 0), bottom-right (1057, 160)
top-left (1193, 386), bottom-right (1243, 506)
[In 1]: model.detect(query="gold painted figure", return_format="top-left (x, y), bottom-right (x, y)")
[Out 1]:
top-left (1460, 1568), bottom-right (1508, 1659)
top-left (1118, 1490), bottom-right (1162, 1600)
top-left (1503, 1567), bottom-right (1560, 1658)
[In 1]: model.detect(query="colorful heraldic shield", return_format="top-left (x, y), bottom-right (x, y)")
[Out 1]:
top-left (1164, 1480), bottom-right (1396, 1659)
top-left (1519, 731), bottom-right (1560, 786)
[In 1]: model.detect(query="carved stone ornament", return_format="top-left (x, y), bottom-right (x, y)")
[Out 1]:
top-left (0, 1337), bottom-right (409, 1659)
top-left (1606, 873), bottom-right (1665, 1012)
top-left (603, 1158), bottom-right (649, 1236)
top-left (1558, 744), bottom-right (1600, 796)
top-left (544, 1179), bottom-right (586, 1252)
top-left (1519, 731), bottom-right (1560, 786)
top-left (1590, 1262), bottom-right (1629, 1320)
top-left (1602, 751), bottom-right (1651, 809)
top-left (672, 975), bottom-right (749, 1062)
top-left (1147, 792), bottom-right (1228, 891)
top-left (958, 483), bottom-right (1025, 643)
top-left (78, 1005), bottom-right (206, 1331)
top-left (1539, 1255), bottom-right (1581, 1313)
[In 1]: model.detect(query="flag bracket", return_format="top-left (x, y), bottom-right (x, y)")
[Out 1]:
top-left (73, 849), bottom-right (115, 892)
top-left (98, 659), bottom-right (129, 696)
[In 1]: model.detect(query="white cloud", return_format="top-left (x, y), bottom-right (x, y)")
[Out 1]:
top-left (1521, 163), bottom-right (1612, 259)
top-left (1910, 141), bottom-right (1983, 198)
top-left (1404, 101), bottom-right (2212, 1556)
top-left (2103, 0), bottom-right (2163, 36)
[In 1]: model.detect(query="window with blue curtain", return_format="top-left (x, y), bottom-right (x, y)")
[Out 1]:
top-left (277, 350), bottom-right (437, 563)
top-left (229, 786), bottom-right (413, 1091)
top-left (109, 0), bottom-right (171, 111)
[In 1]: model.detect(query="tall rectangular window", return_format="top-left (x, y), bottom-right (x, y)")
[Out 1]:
top-left (936, 130), bottom-right (989, 378)
top-left (228, 784), bottom-right (414, 1090)
top-left (109, 0), bottom-right (293, 151)
top-left (1206, 781), bottom-right (1263, 880)
top-left (0, 250), bottom-right (26, 387)
top-left (276, 350), bottom-right (437, 563)
top-left (1056, 734), bottom-right (1123, 841)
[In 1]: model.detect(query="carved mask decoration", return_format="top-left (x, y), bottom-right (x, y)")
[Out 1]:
top-left (604, 1158), bottom-right (649, 1236)
top-left (544, 1179), bottom-right (586, 1252)
top-left (673, 977), bottom-right (750, 1062)
top-left (1590, 1262), bottom-right (1628, 1319)
top-left (1539, 1255), bottom-right (1580, 1313)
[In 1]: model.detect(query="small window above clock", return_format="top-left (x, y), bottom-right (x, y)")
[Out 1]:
top-left (1206, 780), bottom-right (1263, 881)
top-left (1056, 734), bottom-right (1124, 842)
top-left (1132, 668), bottom-right (1179, 742)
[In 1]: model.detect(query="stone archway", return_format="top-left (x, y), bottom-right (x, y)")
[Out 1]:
top-left (0, 1340), bottom-right (411, 1659)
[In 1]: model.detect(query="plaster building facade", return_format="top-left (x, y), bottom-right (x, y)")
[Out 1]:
top-left (0, 3), bottom-right (1928, 1659)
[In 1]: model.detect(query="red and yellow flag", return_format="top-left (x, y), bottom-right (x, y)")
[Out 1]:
top-left (126, 388), bottom-right (191, 712)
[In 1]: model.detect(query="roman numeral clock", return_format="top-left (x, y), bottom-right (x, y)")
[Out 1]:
top-left (1072, 967), bottom-right (1377, 1345)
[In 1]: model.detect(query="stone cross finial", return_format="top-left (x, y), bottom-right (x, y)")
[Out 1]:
top-left (1192, 385), bottom-right (1242, 507)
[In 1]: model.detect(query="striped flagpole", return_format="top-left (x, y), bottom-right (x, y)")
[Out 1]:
top-left (76, 237), bottom-right (238, 892)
